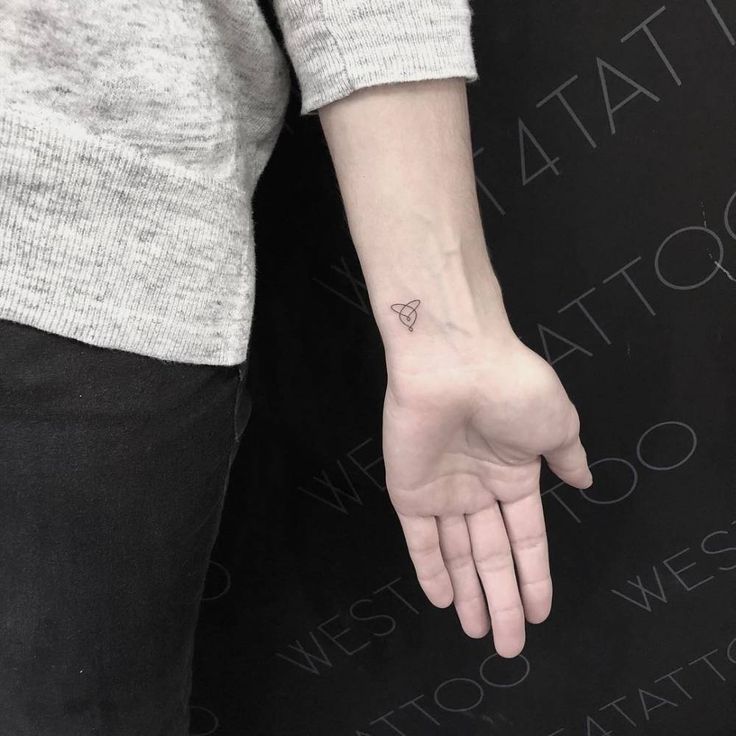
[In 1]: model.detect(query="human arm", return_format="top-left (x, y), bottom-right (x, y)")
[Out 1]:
top-left (271, 0), bottom-right (594, 658)
top-left (317, 78), bottom-right (594, 659)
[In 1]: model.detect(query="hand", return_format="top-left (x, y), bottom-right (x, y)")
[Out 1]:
top-left (382, 333), bottom-right (594, 657)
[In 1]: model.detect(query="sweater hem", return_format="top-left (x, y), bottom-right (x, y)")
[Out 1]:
top-left (0, 104), bottom-right (256, 367)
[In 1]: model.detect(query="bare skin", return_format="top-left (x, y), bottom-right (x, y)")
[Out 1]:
top-left (318, 78), bottom-right (593, 658)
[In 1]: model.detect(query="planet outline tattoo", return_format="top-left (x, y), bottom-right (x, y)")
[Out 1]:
top-left (390, 299), bottom-right (421, 332)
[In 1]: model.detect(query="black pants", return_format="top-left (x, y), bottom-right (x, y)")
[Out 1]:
top-left (0, 318), bottom-right (253, 735)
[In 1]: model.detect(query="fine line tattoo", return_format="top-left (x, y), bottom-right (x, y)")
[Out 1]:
top-left (390, 299), bottom-right (421, 332)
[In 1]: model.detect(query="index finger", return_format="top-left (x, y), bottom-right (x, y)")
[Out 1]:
top-left (499, 492), bottom-right (552, 624)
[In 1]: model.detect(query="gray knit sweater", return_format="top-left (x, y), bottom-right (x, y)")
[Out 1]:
top-left (0, 1), bottom-right (478, 365)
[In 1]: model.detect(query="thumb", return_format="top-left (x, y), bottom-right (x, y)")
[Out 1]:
top-left (543, 433), bottom-right (593, 489)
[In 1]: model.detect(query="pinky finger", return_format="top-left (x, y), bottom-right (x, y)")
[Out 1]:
top-left (397, 512), bottom-right (454, 608)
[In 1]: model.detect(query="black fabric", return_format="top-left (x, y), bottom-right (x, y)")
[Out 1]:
top-left (0, 317), bottom-right (252, 735)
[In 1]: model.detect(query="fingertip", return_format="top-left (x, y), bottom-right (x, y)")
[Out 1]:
top-left (494, 636), bottom-right (526, 659)
top-left (422, 575), bottom-right (454, 609)
top-left (522, 581), bottom-right (553, 624)
top-left (432, 589), bottom-right (455, 609)
top-left (577, 475), bottom-right (593, 490)
top-left (463, 618), bottom-right (491, 639)
top-left (563, 467), bottom-right (594, 490)
top-left (526, 605), bottom-right (551, 625)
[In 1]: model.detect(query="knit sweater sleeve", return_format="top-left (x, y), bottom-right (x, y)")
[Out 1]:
top-left (271, 0), bottom-right (479, 115)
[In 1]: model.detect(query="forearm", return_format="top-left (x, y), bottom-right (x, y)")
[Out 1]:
top-left (318, 78), bottom-right (593, 658)
top-left (318, 78), bottom-right (516, 375)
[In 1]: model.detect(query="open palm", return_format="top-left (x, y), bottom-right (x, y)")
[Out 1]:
top-left (382, 336), bottom-right (593, 658)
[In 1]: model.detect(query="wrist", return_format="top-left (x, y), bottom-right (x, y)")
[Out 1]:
top-left (375, 234), bottom-right (519, 376)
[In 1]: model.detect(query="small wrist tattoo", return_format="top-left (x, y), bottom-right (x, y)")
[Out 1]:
top-left (390, 299), bottom-right (421, 332)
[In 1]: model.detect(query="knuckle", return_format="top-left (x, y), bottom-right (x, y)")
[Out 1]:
top-left (416, 565), bottom-right (448, 583)
top-left (444, 553), bottom-right (475, 573)
top-left (520, 576), bottom-right (552, 590)
top-left (474, 547), bottom-right (514, 573)
top-left (407, 541), bottom-right (439, 558)
top-left (457, 590), bottom-right (486, 606)
top-left (510, 531), bottom-right (547, 552)
top-left (489, 602), bottom-right (525, 618)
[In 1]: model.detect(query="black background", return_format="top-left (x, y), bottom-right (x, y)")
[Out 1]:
top-left (192, 1), bottom-right (736, 734)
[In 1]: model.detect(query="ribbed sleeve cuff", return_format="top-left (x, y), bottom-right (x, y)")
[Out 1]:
top-left (275, 0), bottom-right (479, 115)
